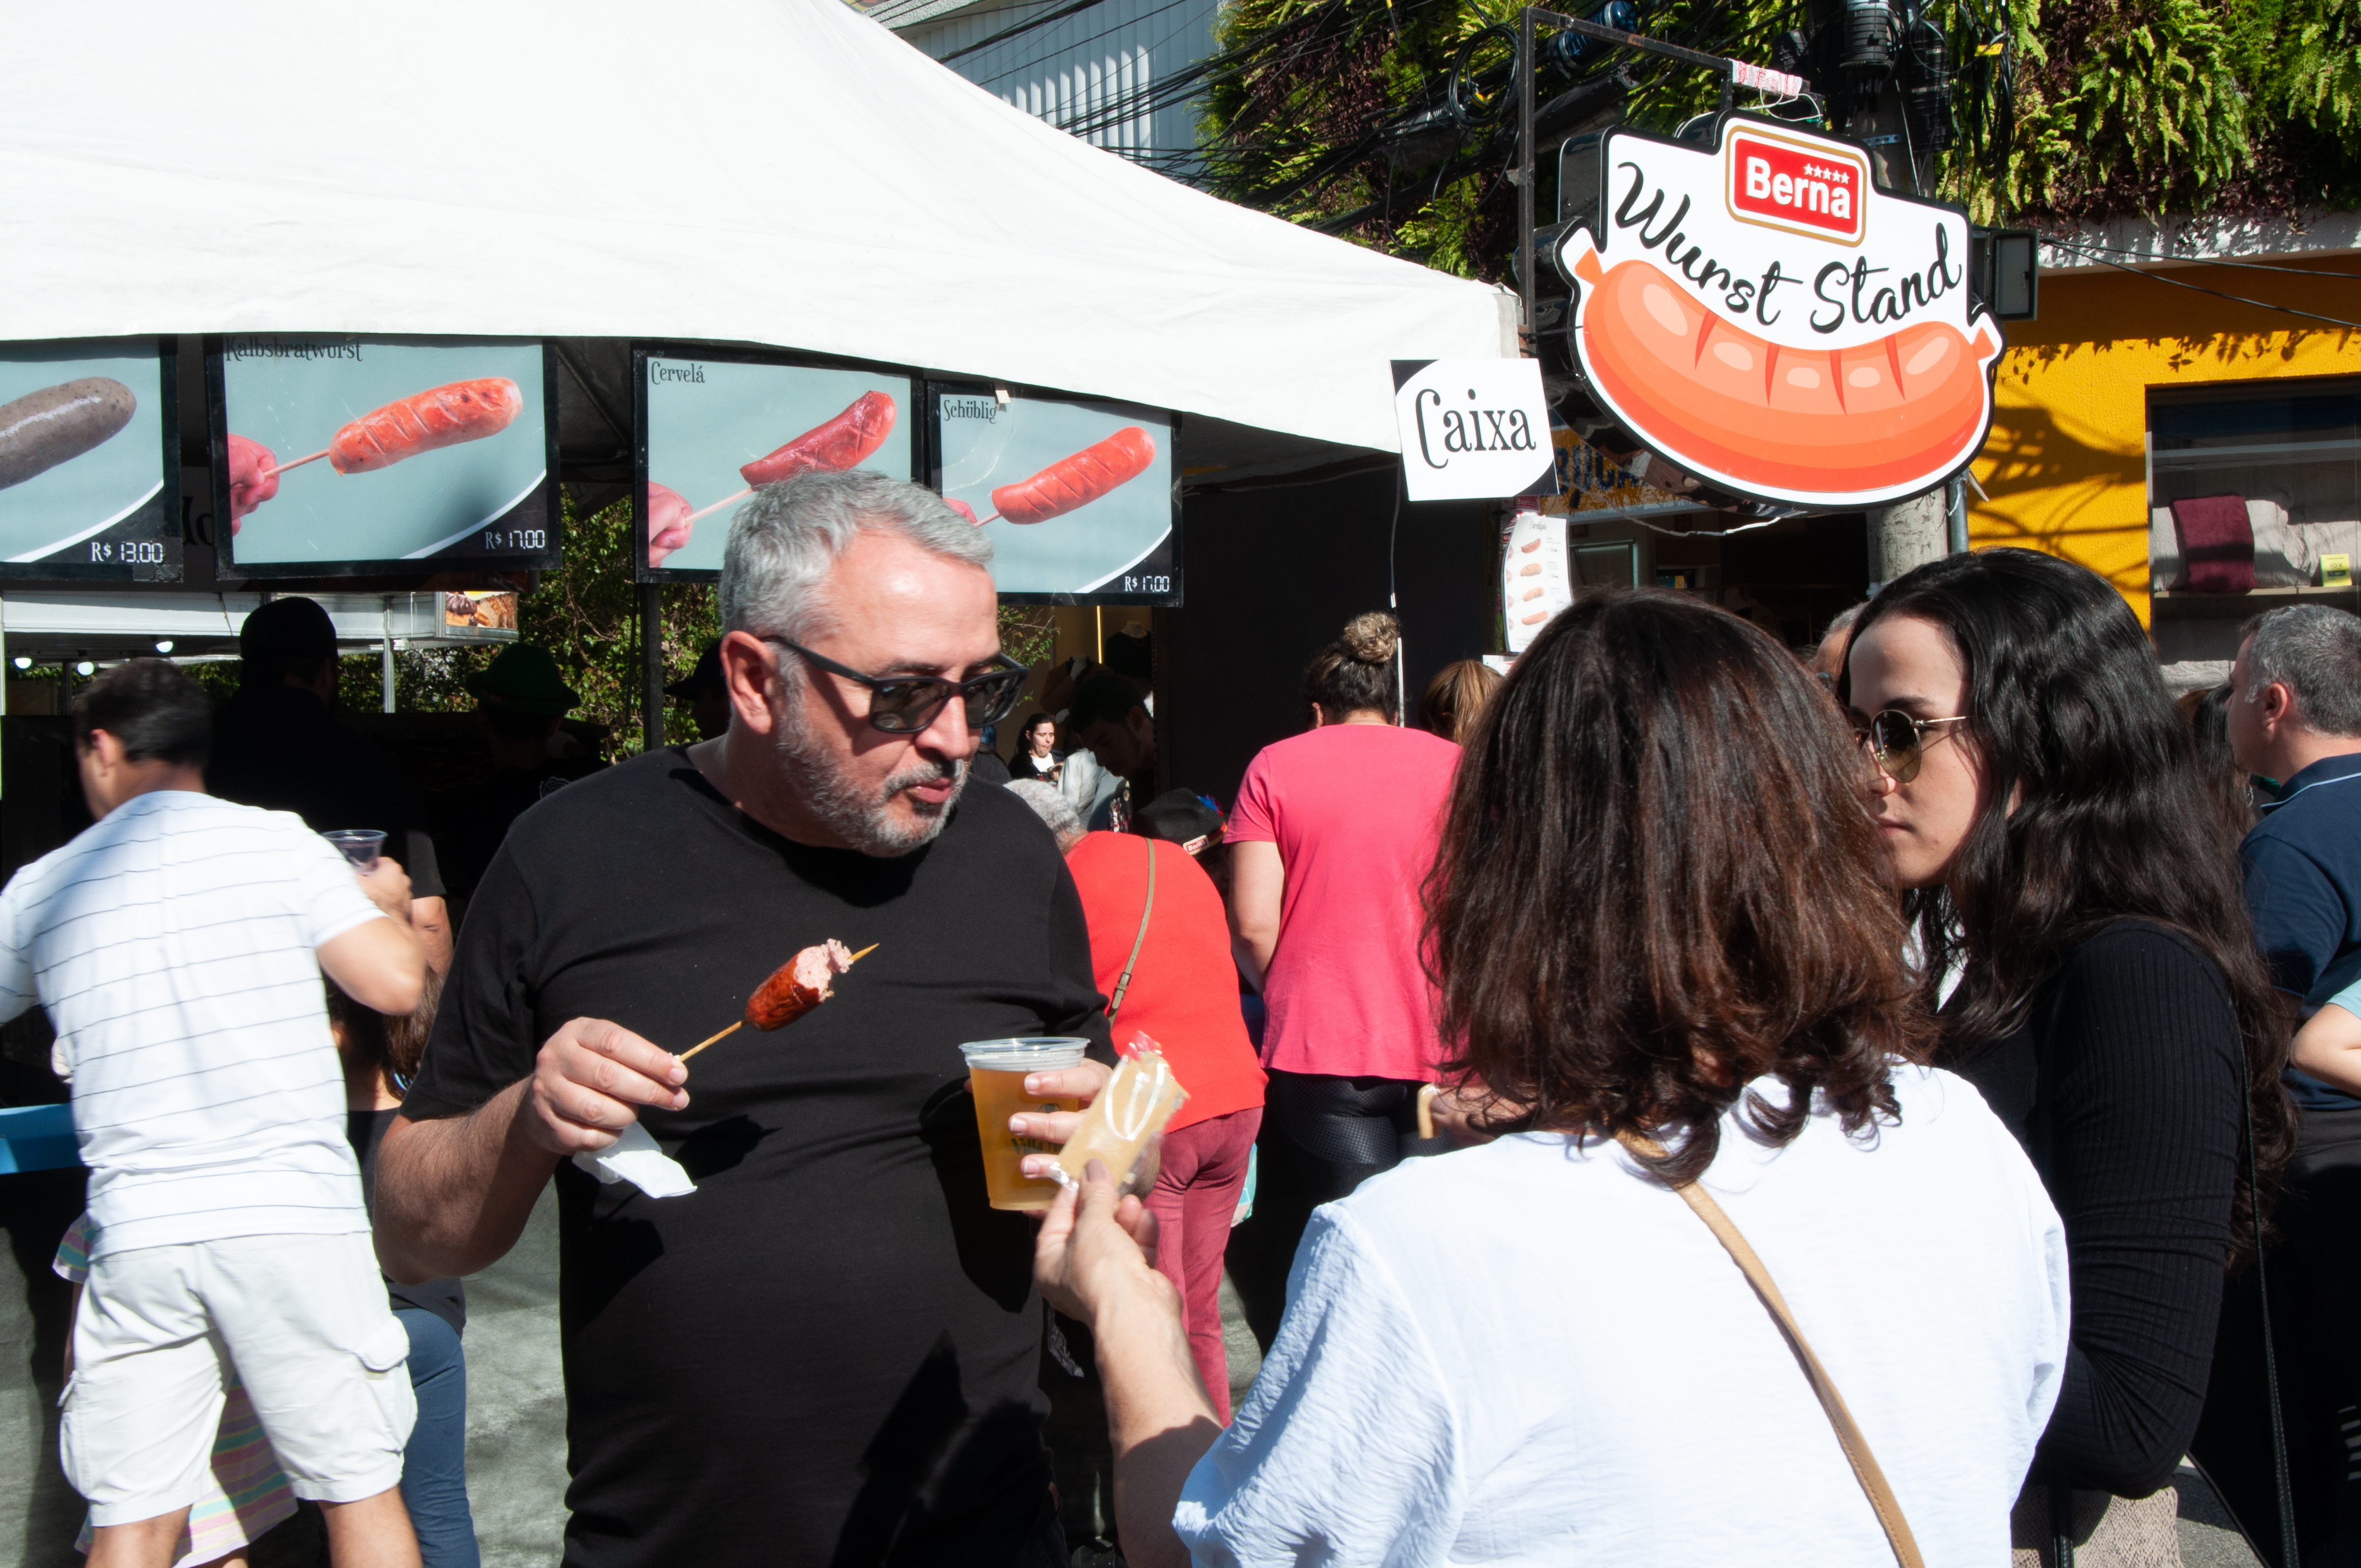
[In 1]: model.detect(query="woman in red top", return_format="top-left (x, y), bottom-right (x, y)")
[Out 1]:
top-left (1063, 827), bottom-right (1266, 1420)
top-left (1226, 612), bottom-right (1460, 1205)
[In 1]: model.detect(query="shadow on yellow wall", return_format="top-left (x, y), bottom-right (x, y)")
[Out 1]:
top-left (1967, 257), bottom-right (2361, 625)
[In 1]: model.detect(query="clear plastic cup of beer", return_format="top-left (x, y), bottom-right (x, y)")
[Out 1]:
top-left (960, 1037), bottom-right (1091, 1210)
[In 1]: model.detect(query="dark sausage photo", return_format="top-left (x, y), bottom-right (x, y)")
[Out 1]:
top-left (0, 378), bottom-right (135, 492)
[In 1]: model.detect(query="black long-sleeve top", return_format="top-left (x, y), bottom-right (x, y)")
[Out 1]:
top-left (1943, 921), bottom-right (2244, 1498)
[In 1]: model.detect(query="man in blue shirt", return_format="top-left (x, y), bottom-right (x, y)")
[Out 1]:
top-left (2228, 603), bottom-right (2361, 1556)
top-left (2232, 605), bottom-right (2361, 1050)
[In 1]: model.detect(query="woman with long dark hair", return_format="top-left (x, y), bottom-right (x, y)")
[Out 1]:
top-left (1842, 548), bottom-right (2292, 1561)
top-left (1027, 591), bottom-right (2069, 1566)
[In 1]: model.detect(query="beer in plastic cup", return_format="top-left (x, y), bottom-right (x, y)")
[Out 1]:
top-left (960, 1038), bottom-right (1090, 1211)
top-left (323, 830), bottom-right (387, 870)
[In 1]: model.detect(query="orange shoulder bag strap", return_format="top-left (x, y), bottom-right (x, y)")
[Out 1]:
top-left (1105, 837), bottom-right (1157, 1024)
top-left (1614, 1131), bottom-right (1927, 1568)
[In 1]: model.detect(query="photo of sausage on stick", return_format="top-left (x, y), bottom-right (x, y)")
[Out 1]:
top-left (677, 940), bottom-right (877, 1061)
top-left (229, 378), bottom-right (525, 525)
top-left (0, 378), bottom-right (136, 493)
top-left (967, 426), bottom-right (1157, 527)
top-left (657, 392), bottom-right (901, 563)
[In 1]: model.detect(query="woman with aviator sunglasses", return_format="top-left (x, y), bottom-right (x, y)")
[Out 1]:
top-left (1843, 548), bottom-right (2292, 1562)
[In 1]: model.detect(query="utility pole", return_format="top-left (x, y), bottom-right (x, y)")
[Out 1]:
top-left (1823, 0), bottom-right (1966, 568)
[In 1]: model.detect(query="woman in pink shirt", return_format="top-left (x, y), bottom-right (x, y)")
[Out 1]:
top-left (1226, 611), bottom-right (1461, 1204)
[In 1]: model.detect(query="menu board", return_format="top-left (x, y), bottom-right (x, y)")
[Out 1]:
top-left (212, 335), bottom-right (557, 576)
top-left (1502, 509), bottom-right (1573, 652)
top-left (932, 386), bottom-right (1179, 605)
top-left (0, 337), bottom-right (178, 580)
top-left (636, 348), bottom-right (915, 581)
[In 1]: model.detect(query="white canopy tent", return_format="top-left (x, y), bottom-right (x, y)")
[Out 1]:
top-left (0, 0), bottom-right (1510, 456)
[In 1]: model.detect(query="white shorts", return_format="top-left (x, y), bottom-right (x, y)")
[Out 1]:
top-left (63, 1231), bottom-right (416, 1527)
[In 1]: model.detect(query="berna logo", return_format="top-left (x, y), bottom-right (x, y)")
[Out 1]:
top-left (1724, 130), bottom-right (1869, 246)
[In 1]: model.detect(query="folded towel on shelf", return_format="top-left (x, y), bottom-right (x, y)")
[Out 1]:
top-left (2171, 494), bottom-right (2256, 593)
top-left (2151, 499), bottom-right (2317, 590)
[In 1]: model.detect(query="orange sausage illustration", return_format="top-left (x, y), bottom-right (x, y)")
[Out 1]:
top-left (1571, 249), bottom-right (1995, 496)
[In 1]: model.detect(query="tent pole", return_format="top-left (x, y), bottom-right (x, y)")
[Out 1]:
top-left (641, 583), bottom-right (665, 753)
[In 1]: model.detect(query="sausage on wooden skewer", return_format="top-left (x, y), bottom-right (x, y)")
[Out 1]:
top-left (679, 941), bottom-right (877, 1060)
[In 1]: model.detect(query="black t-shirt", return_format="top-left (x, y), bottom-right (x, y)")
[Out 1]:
top-left (347, 1108), bottom-right (466, 1332)
top-left (208, 684), bottom-right (447, 899)
top-left (404, 748), bottom-right (1111, 1567)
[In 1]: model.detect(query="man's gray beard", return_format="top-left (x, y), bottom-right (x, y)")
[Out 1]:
top-left (771, 701), bottom-right (967, 857)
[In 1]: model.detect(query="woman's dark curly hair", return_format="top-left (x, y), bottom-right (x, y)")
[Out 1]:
top-left (1426, 590), bottom-right (1923, 1185)
top-left (1841, 548), bottom-right (2292, 1264)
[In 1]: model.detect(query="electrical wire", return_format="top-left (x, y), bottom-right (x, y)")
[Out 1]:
top-left (2040, 237), bottom-right (2361, 330)
top-left (2039, 233), bottom-right (2361, 280)
top-left (939, 0), bottom-right (1116, 64)
top-left (969, 0), bottom-right (1207, 88)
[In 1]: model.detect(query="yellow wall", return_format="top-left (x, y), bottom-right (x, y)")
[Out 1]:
top-left (1968, 255), bottom-right (2361, 624)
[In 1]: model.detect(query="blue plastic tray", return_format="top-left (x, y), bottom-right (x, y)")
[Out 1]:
top-left (0, 1103), bottom-right (79, 1174)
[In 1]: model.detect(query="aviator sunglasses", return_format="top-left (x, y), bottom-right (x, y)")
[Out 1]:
top-left (1852, 708), bottom-right (1970, 785)
top-left (764, 636), bottom-right (1028, 735)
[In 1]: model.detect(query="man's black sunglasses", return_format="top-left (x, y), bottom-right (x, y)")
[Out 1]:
top-left (765, 636), bottom-right (1027, 735)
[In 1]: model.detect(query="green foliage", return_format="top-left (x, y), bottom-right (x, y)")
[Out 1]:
top-left (1972, 0), bottom-right (2251, 217)
top-left (1200, 0), bottom-right (2361, 281)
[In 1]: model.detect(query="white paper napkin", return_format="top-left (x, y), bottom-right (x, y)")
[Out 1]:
top-left (572, 1121), bottom-right (697, 1199)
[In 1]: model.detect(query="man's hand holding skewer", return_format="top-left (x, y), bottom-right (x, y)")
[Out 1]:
top-left (521, 1019), bottom-right (690, 1159)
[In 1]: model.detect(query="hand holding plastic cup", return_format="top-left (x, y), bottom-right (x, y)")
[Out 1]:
top-left (961, 1037), bottom-right (1090, 1211)
top-left (323, 830), bottom-right (387, 870)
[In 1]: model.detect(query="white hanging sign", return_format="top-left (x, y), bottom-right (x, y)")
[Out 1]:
top-left (1502, 508), bottom-right (1572, 653)
top-left (1560, 115), bottom-right (2002, 509)
top-left (1391, 357), bottom-right (1557, 502)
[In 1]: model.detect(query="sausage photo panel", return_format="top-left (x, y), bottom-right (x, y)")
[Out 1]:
top-left (1558, 114), bottom-right (2003, 510)
top-left (213, 335), bottom-right (555, 576)
top-left (0, 337), bottom-right (177, 579)
top-left (638, 352), bottom-right (916, 579)
top-left (932, 389), bottom-right (1178, 606)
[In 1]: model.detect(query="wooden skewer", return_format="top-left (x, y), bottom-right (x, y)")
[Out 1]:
top-left (677, 1021), bottom-right (741, 1063)
top-left (262, 448), bottom-right (332, 481)
top-left (682, 487), bottom-right (752, 529)
top-left (673, 944), bottom-right (878, 1063)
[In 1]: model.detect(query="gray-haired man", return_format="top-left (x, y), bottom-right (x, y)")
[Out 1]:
top-left (377, 472), bottom-right (1113, 1566)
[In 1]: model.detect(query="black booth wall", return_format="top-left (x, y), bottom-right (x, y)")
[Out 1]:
top-left (1164, 467), bottom-right (1496, 804)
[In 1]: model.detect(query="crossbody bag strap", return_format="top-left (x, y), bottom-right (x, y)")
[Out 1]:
top-left (1614, 1131), bottom-right (1927, 1568)
top-left (1106, 839), bottom-right (1157, 1023)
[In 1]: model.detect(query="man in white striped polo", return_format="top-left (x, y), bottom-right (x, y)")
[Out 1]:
top-left (0, 659), bottom-right (431, 1568)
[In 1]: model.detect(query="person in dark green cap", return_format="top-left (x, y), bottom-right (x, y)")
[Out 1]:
top-left (440, 646), bottom-right (601, 901)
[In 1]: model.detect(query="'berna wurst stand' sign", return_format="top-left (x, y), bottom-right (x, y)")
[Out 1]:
top-left (1560, 114), bottom-right (2001, 510)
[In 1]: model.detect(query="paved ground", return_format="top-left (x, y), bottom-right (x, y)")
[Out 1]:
top-left (0, 1181), bottom-right (571, 1568)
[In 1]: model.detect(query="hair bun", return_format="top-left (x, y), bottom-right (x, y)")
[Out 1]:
top-left (1343, 611), bottom-right (1399, 665)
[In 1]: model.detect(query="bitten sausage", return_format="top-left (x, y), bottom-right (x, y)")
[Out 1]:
top-left (226, 434), bottom-right (279, 533)
top-left (740, 392), bottom-right (897, 487)
top-left (329, 378), bottom-right (523, 475)
top-left (1571, 248), bottom-right (1996, 496)
top-left (0, 378), bottom-right (135, 492)
top-left (991, 427), bottom-right (1156, 526)
top-left (646, 481), bottom-right (692, 568)
top-left (747, 939), bottom-right (854, 1031)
